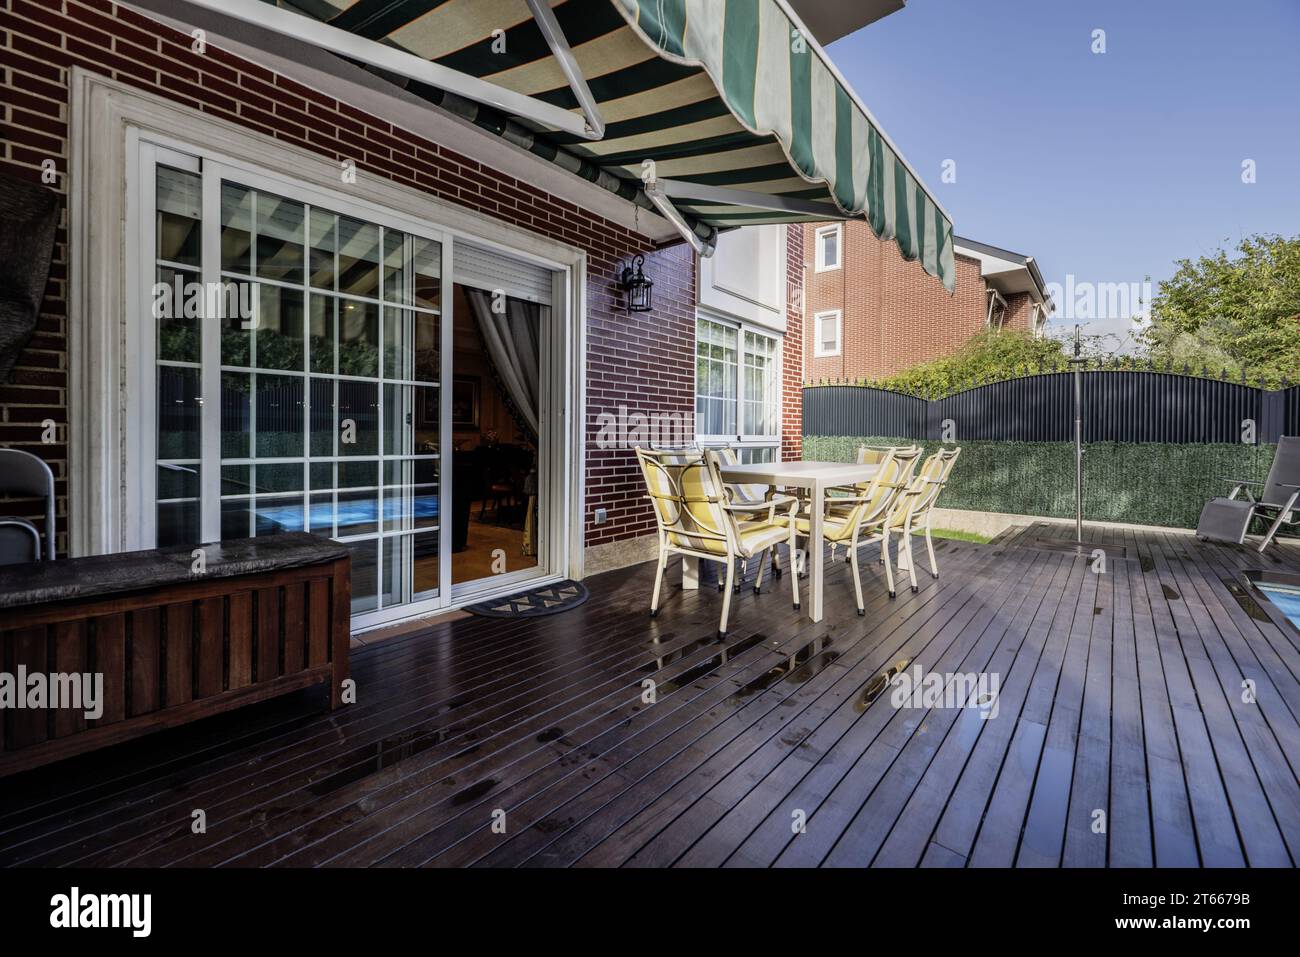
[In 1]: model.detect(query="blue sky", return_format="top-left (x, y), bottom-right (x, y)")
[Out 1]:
top-left (827, 0), bottom-right (1300, 344)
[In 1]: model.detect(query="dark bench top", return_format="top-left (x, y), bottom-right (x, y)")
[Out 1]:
top-left (0, 533), bottom-right (350, 611)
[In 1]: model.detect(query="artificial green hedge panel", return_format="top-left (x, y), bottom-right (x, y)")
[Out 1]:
top-left (801, 436), bottom-right (1278, 529)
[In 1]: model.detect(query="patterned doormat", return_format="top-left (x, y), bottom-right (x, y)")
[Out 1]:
top-left (464, 580), bottom-right (589, 618)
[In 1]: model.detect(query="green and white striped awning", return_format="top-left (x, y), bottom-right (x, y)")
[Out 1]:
top-left (252, 0), bottom-right (955, 291)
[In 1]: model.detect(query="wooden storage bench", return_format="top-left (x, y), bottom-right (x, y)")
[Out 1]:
top-left (0, 533), bottom-right (350, 777)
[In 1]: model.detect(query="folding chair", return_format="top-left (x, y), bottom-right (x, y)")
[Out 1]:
top-left (1197, 436), bottom-right (1300, 552)
top-left (0, 448), bottom-right (56, 565)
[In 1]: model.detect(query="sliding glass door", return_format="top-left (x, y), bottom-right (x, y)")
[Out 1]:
top-left (144, 146), bottom-right (449, 624)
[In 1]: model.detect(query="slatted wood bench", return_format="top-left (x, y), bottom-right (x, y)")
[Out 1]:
top-left (0, 533), bottom-right (350, 777)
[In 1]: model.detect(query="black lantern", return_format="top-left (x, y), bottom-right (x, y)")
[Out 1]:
top-left (620, 254), bottom-right (653, 312)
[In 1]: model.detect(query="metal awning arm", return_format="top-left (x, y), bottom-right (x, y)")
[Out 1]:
top-left (643, 181), bottom-right (709, 256)
top-left (525, 0), bottom-right (605, 139)
top-left (180, 0), bottom-right (604, 141)
top-left (656, 179), bottom-right (841, 218)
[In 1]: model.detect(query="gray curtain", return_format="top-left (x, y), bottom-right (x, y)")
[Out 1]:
top-left (464, 288), bottom-right (542, 437)
top-left (0, 172), bottom-right (59, 383)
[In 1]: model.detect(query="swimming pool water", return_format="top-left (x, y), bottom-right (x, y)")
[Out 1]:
top-left (1256, 583), bottom-right (1300, 628)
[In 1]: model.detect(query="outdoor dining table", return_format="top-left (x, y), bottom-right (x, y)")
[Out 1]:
top-left (681, 460), bottom-right (882, 624)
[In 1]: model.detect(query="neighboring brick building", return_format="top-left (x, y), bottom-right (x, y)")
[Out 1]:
top-left (803, 222), bottom-right (1052, 382)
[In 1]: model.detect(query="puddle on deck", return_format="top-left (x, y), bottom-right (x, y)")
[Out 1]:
top-left (654, 632), bottom-right (769, 694)
top-left (1223, 578), bottom-right (1274, 622)
top-left (309, 721), bottom-right (451, 796)
top-left (727, 634), bottom-right (838, 704)
top-left (855, 658), bottom-right (912, 713)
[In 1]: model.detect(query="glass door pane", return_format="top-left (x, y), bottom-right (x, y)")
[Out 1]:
top-left (153, 165), bottom-right (204, 546)
top-left (149, 158), bottom-right (445, 621)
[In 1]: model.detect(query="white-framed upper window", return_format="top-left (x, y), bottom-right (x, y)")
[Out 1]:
top-left (814, 309), bottom-right (842, 357)
top-left (814, 223), bottom-right (842, 272)
top-left (695, 315), bottom-right (781, 460)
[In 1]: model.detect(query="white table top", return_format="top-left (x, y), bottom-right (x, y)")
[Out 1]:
top-left (719, 460), bottom-right (880, 488)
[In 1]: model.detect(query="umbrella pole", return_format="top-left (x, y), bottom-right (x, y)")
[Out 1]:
top-left (1071, 325), bottom-right (1084, 543)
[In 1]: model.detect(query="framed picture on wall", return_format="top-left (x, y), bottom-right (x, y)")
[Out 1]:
top-left (415, 386), bottom-right (438, 430)
top-left (451, 375), bottom-right (481, 431)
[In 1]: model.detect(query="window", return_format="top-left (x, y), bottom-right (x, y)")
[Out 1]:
top-left (696, 318), bottom-right (737, 436)
top-left (815, 223), bottom-right (842, 272)
top-left (695, 316), bottom-right (780, 459)
top-left (814, 310), bottom-right (842, 357)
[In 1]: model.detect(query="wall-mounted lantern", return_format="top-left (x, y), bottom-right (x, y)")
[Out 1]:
top-left (620, 254), bottom-right (653, 312)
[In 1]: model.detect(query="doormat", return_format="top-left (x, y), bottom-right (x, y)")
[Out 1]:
top-left (465, 580), bottom-right (589, 618)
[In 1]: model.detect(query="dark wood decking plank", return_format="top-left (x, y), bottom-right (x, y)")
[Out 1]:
top-left (809, 546), bottom-right (1054, 868)
top-left (922, 544), bottom-right (1081, 862)
top-left (1060, 536), bottom-right (1116, 868)
top-left (965, 536), bottom-right (1094, 866)
top-left (1183, 536), bottom-right (1300, 718)
top-left (1177, 539), bottom-right (1300, 786)
top-left (1099, 533), bottom-right (1155, 867)
top-left (286, 577), bottom-right (854, 867)
top-left (595, 542), bottom-right (1021, 868)
top-left (390, 543), bottom-right (964, 867)
top-left (669, 543), bottom-right (1045, 868)
top-left (700, 545), bottom-right (1061, 868)
top-left (572, 582), bottom-right (992, 864)
top-left (530, 542), bottom-right (1013, 868)
top-left (1014, 539), bottom-right (1102, 867)
top-left (1119, 527), bottom-right (1200, 866)
top-left (1132, 531), bottom-right (1244, 866)
top-left (863, 552), bottom-right (1071, 868)
top-left (461, 542), bottom-right (1007, 868)
top-left (1152, 533), bottom-right (1295, 865)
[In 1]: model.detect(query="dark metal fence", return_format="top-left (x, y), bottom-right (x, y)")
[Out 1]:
top-left (803, 372), bottom-right (1300, 444)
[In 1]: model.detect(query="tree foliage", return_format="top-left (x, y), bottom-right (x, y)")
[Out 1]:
top-left (819, 328), bottom-right (1071, 396)
top-left (1140, 234), bottom-right (1300, 388)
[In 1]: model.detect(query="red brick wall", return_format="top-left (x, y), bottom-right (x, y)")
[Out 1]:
top-left (781, 223), bottom-right (804, 461)
top-left (0, 0), bottom-right (694, 555)
top-left (584, 240), bottom-right (696, 546)
top-left (1003, 291), bottom-right (1036, 332)
top-left (803, 220), bottom-right (990, 382)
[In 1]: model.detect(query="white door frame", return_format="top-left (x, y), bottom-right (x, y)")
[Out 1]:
top-left (68, 69), bottom-right (588, 629)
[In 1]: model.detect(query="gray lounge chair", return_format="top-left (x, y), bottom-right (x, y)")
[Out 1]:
top-left (1196, 436), bottom-right (1300, 552)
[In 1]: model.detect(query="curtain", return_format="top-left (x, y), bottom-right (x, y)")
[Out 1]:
top-left (464, 288), bottom-right (542, 438)
top-left (0, 172), bottom-right (59, 383)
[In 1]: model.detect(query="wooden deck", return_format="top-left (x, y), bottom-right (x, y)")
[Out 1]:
top-left (1, 523), bottom-right (1297, 867)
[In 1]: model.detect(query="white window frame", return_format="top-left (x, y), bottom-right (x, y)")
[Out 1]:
top-left (813, 309), bottom-right (842, 357)
top-left (694, 311), bottom-right (782, 461)
top-left (68, 70), bottom-right (588, 631)
top-left (814, 223), bottom-right (842, 272)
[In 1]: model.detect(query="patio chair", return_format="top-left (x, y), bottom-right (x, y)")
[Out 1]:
top-left (637, 447), bottom-right (799, 637)
top-left (713, 445), bottom-right (799, 587)
top-left (825, 444), bottom-right (901, 559)
top-left (1197, 436), bottom-right (1300, 552)
top-left (793, 446), bottom-right (920, 613)
top-left (0, 448), bottom-right (56, 564)
top-left (881, 447), bottom-right (962, 594)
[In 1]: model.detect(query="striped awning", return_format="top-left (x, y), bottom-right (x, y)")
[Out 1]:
top-left (258, 0), bottom-right (955, 291)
